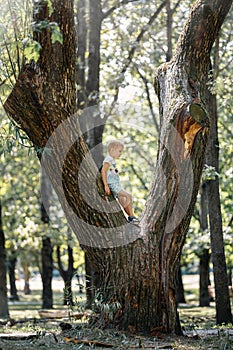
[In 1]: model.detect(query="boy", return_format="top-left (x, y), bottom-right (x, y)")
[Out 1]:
top-left (101, 140), bottom-right (139, 224)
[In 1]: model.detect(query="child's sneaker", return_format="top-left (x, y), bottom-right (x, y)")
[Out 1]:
top-left (128, 216), bottom-right (140, 224)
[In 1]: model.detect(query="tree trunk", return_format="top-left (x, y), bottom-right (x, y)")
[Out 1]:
top-left (0, 200), bottom-right (9, 318)
top-left (198, 182), bottom-right (211, 306)
top-left (206, 87), bottom-right (232, 324)
top-left (22, 263), bottom-right (31, 295)
top-left (199, 248), bottom-right (211, 306)
top-left (3, 0), bottom-right (232, 334)
top-left (41, 169), bottom-right (53, 309)
top-left (8, 253), bottom-right (19, 301)
top-left (199, 182), bottom-right (208, 230)
top-left (76, 0), bottom-right (104, 305)
top-left (228, 269), bottom-right (232, 287)
top-left (57, 245), bottom-right (75, 306)
top-left (79, 0), bottom-right (104, 168)
top-left (76, 0), bottom-right (87, 107)
top-left (176, 263), bottom-right (186, 304)
top-left (166, 0), bottom-right (173, 62)
top-left (41, 237), bottom-right (53, 309)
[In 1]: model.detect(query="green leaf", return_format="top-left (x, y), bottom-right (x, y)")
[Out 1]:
top-left (51, 26), bottom-right (63, 45)
top-left (24, 40), bottom-right (41, 62)
top-left (47, 0), bottom-right (54, 16)
top-left (202, 164), bottom-right (219, 181)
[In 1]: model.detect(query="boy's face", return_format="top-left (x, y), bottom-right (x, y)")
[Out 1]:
top-left (109, 146), bottom-right (123, 159)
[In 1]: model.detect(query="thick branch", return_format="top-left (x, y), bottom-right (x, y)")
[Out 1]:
top-left (4, 0), bottom-right (76, 146)
top-left (175, 0), bottom-right (233, 79)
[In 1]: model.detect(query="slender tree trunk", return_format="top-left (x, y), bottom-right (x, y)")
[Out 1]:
top-left (8, 253), bottom-right (19, 301)
top-left (175, 263), bottom-right (186, 304)
top-left (206, 89), bottom-right (232, 324)
top-left (57, 245), bottom-right (75, 306)
top-left (84, 0), bottom-right (104, 168)
top-left (199, 248), bottom-right (211, 306)
top-left (76, 0), bottom-right (87, 107)
top-left (41, 237), bottom-right (53, 309)
top-left (77, 0), bottom-right (103, 305)
top-left (199, 182), bottom-right (208, 230)
top-left (198, 182), bottom-right (211, 306)
top-left (166, 0), bottom-right (172, 61)
top-left (41, 169), bottom-right (53, 309)
top-left (22, 263), bottom-right (31, 295)
top-left (0, 200), bottom-right (9, 318)
top-left (63, 279), bottom-right (73, 306)
top-left (228, 269), bottom-right (232, 287)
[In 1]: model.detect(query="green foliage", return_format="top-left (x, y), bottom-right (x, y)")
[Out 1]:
top-left (93, 289), bottom-right (121, 321)
top-left (47, 0), bottom-right (54, 16)
top-left (50, 23), bottom-right (63, 44)
top-left (202, 164), bottom-right (219, 181)
top-left (22, 37), bottom-right (41, 62)
top-left (32, 20), bottom-right (63, 44)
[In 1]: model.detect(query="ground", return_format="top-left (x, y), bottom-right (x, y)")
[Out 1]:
top-left (0, 274), bottom-right (232, 349)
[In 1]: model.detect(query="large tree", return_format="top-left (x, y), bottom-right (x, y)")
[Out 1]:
top-left (4, 0), bottom-right (232, 334)
top-left (206, 84), bottom-right (232, 323)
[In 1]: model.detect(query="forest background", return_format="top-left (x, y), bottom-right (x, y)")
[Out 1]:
top-left (0, 0), bottom-right (232, 339)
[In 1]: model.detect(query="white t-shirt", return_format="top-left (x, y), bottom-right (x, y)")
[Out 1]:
top-left (102, 155), bottom-right (123, 196)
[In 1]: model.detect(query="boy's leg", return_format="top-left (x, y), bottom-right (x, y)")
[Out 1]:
top-left (118, 190), bottom-right (134, 217)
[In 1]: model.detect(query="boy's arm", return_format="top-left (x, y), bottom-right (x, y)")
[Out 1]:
top-left (101, 162), bottom-right (111, 195)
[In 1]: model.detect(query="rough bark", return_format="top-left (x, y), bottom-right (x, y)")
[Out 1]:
top-left (3, 0), bottom-right (232, 334)
top-left (0, 200), bottom-right (9, 318)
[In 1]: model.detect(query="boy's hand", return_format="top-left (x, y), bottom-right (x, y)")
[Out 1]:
top-left (105, 185), bottom-right (111, 196)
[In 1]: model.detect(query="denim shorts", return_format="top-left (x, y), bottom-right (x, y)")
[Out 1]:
top-left (108, 182), bottom-right (122, 197)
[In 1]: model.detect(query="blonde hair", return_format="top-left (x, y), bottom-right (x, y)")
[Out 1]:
top-left (107, 140), bottom-right (124, 152)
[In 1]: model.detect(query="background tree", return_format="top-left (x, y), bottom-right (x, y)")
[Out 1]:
top-left (41, 169), bottom-right (53, 309)
top-left (56, 228), bottom-right (76, 306)
top-left (0, 200), bottom-right (9, 318)
top-left (8, 251), bottom-right (20, 301)
top-left (206, 83), bottom-right (232, 323)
